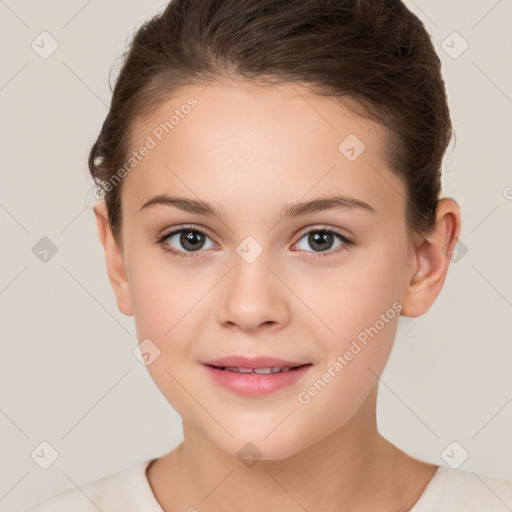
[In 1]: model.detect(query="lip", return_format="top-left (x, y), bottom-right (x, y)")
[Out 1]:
top-left (201, 355), bottom-right (312, 397)
top-left (202, 355), bottom-right (308, 368)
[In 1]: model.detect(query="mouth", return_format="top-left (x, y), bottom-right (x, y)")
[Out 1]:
top-left (205, 364), bottom-right (311, 374)
top-left (201, 361), bottom-right (313, 397)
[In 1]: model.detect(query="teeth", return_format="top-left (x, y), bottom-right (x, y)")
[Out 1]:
top-left (219, 366), bottom-right (298, 374)
top-left (254, 367), bottom-right (272, 374)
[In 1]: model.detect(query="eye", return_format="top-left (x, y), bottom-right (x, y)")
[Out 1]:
top-left (156, 225), bottom-right (354, 260)
top-left (293, 228), bottom-right (354, 258)
top-left (156, 226), bottom-right (217, 259)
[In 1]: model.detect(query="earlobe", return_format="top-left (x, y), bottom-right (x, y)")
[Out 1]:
top-left (94, 201), bottom-right (134, 317)
top-left (401, 198), bottom-right (461, 318)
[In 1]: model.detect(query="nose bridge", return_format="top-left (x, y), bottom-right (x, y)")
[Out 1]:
top-left (216, 239), bottom-right (291, 331)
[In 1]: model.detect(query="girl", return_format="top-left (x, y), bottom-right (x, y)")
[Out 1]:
top-left (27, 0), bottom-right (512, 510)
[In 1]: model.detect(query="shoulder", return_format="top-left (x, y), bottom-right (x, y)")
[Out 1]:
top-left (413, 465), bottom-right (512, 511)
top-left (24, 459), bottom-right (162, 512)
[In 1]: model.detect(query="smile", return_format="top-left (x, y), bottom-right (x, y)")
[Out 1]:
top-left (202, 363), bottom-right (312, 396)
top-left (212, 365), bottom-right (307, 374)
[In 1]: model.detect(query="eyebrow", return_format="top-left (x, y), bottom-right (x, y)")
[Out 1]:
top-left (139, 193), bottom-right (376, 218)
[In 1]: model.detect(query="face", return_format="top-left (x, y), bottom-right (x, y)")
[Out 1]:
top-left (105, 80), bottom-right (424, 460)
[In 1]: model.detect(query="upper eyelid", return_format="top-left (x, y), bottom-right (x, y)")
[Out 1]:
top-left (160, 224), bottom-right (216, 242)
top-left (295, 224), bottom-right (353, 239)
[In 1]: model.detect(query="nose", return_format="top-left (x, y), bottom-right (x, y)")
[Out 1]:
top-left (216, 252), bottom-right (291, 333)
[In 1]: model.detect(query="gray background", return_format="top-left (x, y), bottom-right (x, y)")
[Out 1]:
top-left (1, 1), bottom-right (511, 510)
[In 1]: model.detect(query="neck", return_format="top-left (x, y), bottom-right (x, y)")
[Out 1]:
top-left (147, 387), bottom-right (436, 511)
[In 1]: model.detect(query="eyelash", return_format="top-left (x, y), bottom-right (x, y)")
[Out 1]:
top-left (155, 225), bottom-right (355, 260)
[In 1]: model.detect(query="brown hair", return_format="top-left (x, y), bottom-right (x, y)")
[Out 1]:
top-left (89, 0), bottom-right (454, 246)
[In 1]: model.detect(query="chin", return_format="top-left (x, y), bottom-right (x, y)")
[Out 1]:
top-left (209, 428), bottom-right (316, 464)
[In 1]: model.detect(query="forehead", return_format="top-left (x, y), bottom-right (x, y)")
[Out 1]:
top-left (123, 80), bottom-right (405, 222)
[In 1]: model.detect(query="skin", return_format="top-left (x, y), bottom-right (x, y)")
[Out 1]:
top-left (95, 80), bottom-right (461, 511)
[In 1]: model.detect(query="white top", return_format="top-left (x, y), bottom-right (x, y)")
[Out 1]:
top-left (25, 459), bottom-right (512, 511)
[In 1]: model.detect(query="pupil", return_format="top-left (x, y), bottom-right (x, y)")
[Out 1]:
top-left (181, 230), bottom-right (205, 251)
top-left (309, 231), bottom-right (333, 252)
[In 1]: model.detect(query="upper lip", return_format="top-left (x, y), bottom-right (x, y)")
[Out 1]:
top-left (202, 356), bottom-right (310, 369)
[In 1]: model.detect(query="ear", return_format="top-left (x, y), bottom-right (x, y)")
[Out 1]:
top-left (94, 201), bottom-right (133, 317)
top-left (401, 198), bottom-right (461, 317)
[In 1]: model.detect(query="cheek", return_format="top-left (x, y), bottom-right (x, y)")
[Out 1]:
top-left (127, 258), bottom-right (208, 421)
top-left (295, 288), bottom-right (401, 438)
top-left (128, 252), bottom-right (213, 339)
top-left (298, 244), bottom-right (405, 345)
top-left (294, 246), bottom-right (404, 404)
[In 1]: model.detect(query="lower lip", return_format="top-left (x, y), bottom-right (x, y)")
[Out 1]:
top-left (202, 364), bottom-right (312, 397)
